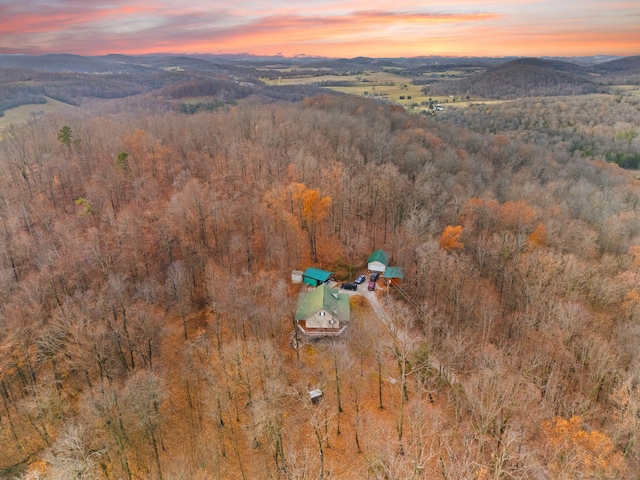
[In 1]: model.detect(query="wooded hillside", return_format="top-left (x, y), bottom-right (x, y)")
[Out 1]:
top-left (1, 91), bottom-right (639, 479)
top-left (440, 93), bottom-right (640, 168)
top-left (422, 58), bottom-right (604, 99)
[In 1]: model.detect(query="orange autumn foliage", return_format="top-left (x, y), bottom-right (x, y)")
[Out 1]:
top-left (528, 223), bottom-right (547, 248)
top-left (542, 416), bottom-right (626, 478)
top-left (495, 134), bottom-right (510, 147)
top-left (460, 198), bottom-right (538, 235)
top-left (622, 289), bottom-right (640, 312)
top-left (498, 200), bottom-right (537, 231)
top-left (264, 181), bottom-right (332, 263)
top-left (301, 187), bottom-right (332, 226)
top-left (628, 244), bottom-right (640, 267)
top-left (439, 225), bottom-right (464, 251)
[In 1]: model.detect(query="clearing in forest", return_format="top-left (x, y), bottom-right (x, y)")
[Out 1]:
top-left (0, 97), bottom-right (74, 131)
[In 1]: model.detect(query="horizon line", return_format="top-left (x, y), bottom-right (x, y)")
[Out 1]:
top-left (0, 52), bottom-right (634, 60)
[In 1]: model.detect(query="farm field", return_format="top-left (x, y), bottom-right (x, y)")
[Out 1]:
top-left (262, 70), bottom-right (409, 86)
top-left (0, 97), bottom-right (74, 131)
top-left (263, 69), bottom-right (497, 113)
top-left (610, 84), bottom-right (640, 97)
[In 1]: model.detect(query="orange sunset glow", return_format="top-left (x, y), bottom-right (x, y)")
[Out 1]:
top-left (0, 1), bottom-right (639, 57)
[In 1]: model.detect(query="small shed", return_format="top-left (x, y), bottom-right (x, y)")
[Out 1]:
top-left (309, 389), bottom-right (323, 404)
top-left (367, 249), bottom-right (389, 273)
top-left (384, 266), bottom-right (404, 285)
top-left (302, 267), bottom-right (333, 287)
top-left (291, 270), bottom-right (303, 284)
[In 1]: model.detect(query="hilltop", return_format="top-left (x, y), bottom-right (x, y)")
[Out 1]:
top-left (0, 85), bottom-right (640, 477)
top-left (0, 51), bottom-right (640, 479)
top-left (422, 57), bottom-right (608, 99)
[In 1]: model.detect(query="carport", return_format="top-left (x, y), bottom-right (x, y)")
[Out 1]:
top-left (302, 267), bottom-right (334, 286)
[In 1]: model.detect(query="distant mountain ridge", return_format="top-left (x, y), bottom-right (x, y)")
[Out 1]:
top-left (593, 55), bottom-right (640, 74)
top-left (501, 57), bottom-right (591, 74)
top-left (0, 53), bottom-right (230, 74)
top-left (0, 53), bottom-right (638, 115)
top-left (0, 53), bottom-right (635, 75)
top-left (422, 56), bottom-right (619, 99)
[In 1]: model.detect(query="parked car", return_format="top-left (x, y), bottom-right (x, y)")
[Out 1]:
top-left (341, 282), bottom-right (357, 291)
top-left (355, 275), bottom-right (366, 284)
top-left (368, 281), bottom-right (376, 291)
top-left (370, 272), bottom-right (380, 281)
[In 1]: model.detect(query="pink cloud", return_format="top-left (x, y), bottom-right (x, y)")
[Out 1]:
top-left (0, 1), bottom-right (638, 57)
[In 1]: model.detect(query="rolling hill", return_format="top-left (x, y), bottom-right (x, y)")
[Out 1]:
top-left (423, 57), bottom-right (604, 99)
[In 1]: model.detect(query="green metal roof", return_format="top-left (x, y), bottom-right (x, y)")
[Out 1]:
top-left (367, 249), bottom-right (389, 265)
top-left (302, 267), bottom-right (333, 282)
top-left (383, 266), bottom-right (404, 279)
top-left (295, 284), bottom-right (350, 322)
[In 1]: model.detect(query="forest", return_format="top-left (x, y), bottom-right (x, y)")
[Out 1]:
top-left (0, 73), bottom-right (640, 479)
top-left (439, 93), bottom-right (640, 167)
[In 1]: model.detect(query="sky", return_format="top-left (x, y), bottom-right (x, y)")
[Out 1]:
top-left (0, 0), bottom-right (639, 58)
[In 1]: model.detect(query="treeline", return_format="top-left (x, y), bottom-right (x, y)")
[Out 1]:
top-left (0, 68), bottom-right (168, 114)
top-left (178, 100), bottom-right (230, 114)
top-left (163, 77), bottom-right (255, 100)
top-left (315, 80), bottom-right (359, 87)
top-left (0, 92), bottom-right (639, 478)
top-left (0, 91), bottom-right (47, 117)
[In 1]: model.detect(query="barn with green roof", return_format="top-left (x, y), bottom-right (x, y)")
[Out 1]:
top-left (367, 249), bottom-right (389, 273)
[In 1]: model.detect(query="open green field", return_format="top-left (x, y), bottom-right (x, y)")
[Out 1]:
top-left (609, 85), bottom-right (640, 97)
top-left (0, 97), bottom-right (74, 131)
top-left (329, 82), bottom-right (433, 112)
top-left (263, 69), bottom-right (498, 114)
top-left (255, 65), bottom-right (334, 74)
top-left (262, 70), bottom-right (410, 86)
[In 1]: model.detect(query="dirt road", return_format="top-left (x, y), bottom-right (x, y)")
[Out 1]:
top-left (346, 284), bottom-right (460, 386)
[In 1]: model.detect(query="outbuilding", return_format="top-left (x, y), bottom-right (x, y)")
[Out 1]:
top-left (302, 267), bottom-right (334, 287)
top-left (309, 389), bottom-right (323, 404)
top-left (367, 249), bottom-right (389, 273)
top-left (383, 266), bottom-right (404, 285)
